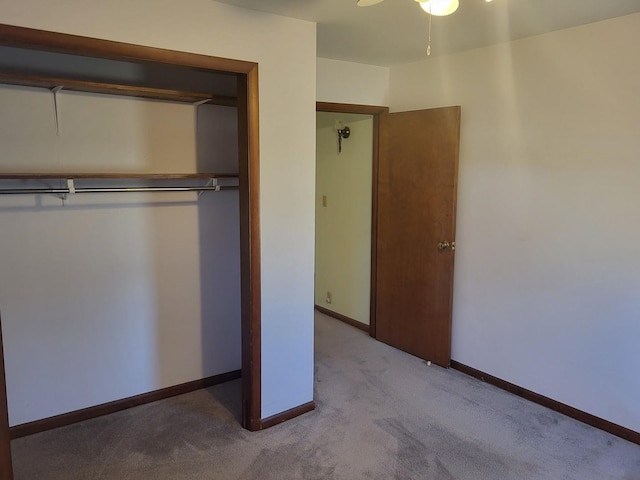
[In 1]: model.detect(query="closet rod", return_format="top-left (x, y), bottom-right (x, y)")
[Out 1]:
top-left (0, 185), bottom-right (239, 195)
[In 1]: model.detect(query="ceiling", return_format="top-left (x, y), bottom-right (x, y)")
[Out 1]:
top-left (214, 0), bottom-right (640, 66)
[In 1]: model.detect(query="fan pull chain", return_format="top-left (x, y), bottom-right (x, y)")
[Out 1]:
top-left (426, 7), bottom-right (432, 56)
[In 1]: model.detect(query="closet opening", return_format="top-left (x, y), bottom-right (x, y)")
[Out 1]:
top-left (0, 24), bottom-right (261, 480)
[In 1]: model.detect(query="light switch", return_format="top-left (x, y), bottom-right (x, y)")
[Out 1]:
top-left (322, 195), bottom-right (327, 207)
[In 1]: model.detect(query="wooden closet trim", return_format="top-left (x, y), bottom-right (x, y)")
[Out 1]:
top-left (316, 102), bottom-right (389, 338)
top-left (238, 67), bottom-right (262, 431)
top-left (0, 24), bottom-right (262, 479)
top-left (0, 24), bottom-right (252, 74)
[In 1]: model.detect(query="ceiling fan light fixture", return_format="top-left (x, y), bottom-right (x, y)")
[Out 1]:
top-left (416, 0), bottom-right (459, 16)
top-left (356, 0), bottom-right (385, 6)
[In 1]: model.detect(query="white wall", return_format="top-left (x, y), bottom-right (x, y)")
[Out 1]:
top-left (315, 113), bottom-right (373, 325)
top-left (389, 13), bottom-right (640, 432)
top-left (0, 0), bottom-right (317, 421)
top-left (317, 58), bottom-right (389, 106)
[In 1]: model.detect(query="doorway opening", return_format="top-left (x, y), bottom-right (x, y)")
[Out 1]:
top-left (315, 111), bottom-right (373, 331)
top-left (315, 102), bottom-right (460, 369)
top-left (315, 102), bottom-right (389, 336)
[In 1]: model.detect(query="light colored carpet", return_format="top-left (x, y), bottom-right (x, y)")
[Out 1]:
top-left (10, 312), bottom-right (640, 479)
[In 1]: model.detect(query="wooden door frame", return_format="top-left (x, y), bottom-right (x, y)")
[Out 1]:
top-left (0, 24), bottom-right (262, 479)
top-left (316, 102), bottom-right (389, 338)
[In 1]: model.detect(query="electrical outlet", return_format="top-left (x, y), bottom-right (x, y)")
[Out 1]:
top-left (326, 291), bottom-right (332, 304)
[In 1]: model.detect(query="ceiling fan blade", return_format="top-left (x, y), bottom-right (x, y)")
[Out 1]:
top-left (356, 0), bottom-right (385, 6)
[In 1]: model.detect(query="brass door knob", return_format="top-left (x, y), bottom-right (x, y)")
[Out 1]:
top-left (438, 241), bottom-right (450, 250)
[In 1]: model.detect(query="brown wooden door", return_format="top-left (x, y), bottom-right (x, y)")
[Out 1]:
top-left (375, 106), bottom-right (460, 367)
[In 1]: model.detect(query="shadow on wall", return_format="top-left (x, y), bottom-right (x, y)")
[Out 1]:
top-left (196, 103), bottom-right (242, 391)
top-left (0, 86), bottom-right (241, 426)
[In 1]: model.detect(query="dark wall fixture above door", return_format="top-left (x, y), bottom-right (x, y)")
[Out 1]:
top-left (337, 126), bottom-right (350, 153)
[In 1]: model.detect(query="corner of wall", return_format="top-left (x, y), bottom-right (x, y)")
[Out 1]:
top-left (316, 57), bottom-right (389, 106)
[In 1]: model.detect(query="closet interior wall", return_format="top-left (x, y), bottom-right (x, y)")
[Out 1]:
top-left (0, 47), bottom-right (242, 427)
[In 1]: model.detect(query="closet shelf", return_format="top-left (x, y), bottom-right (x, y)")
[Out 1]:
top-left (0, 72), bottom-right (237, 107)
